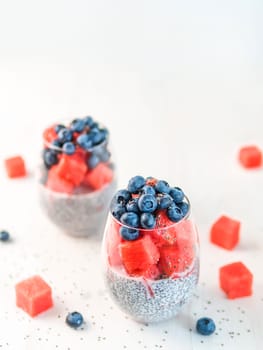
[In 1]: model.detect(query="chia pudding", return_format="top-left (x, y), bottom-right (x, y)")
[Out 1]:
top-left (39, 116), bottom-right (117, 237)
top-left (102, 176), bottom-right (200, 323)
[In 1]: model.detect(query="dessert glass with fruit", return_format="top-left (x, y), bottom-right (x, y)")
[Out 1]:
top-left (39, 116), bottom-right (117, 237)
top-left (102, 176), bottom-right (199, 323)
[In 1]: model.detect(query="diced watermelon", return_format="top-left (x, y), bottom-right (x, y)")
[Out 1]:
top-left (43, 125), bottom-right (57, 144)
top-left (146, 177), bottom-right (157, 186)
top-left (120, 235), bottom-right (160, 277)
top-left (219, 262), bottom-right (253, 299)
top-left (238, 145), bottom-right (262, 168)
top-left (4, 156), bottom-right (26, 178)
top-left (155, 210), bottom-right (177, 245)
top-left (107, 219), bottom-right (122, 267)
top-left (146, 212), bottom-right (195, 248)
top-left (15, 275), bottom-right (53, 317)
top-left (210, 215), bottom-right (240, 250)
top-left (46, 165), bottom-right (74, 194)
top-left (159, 238), bottom-right (195, 277)
top-left (83, 163), bottom-right (113, 190)
top-left (159, 245), bottom-right (179, 276)
top-left (56, 154), bottom-right (87, 186)
top-left (143, 264), bottom-right (161, 280)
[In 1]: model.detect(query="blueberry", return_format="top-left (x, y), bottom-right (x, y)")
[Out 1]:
top-left (141, 185), bottom-right (156, 196)
top-left (111, 203), bottom-right (126, 220)
top-left (120, 212), bottom-right (140, 228)
top-left (54, 124), bottom-right (65, 134)
top-left (169, 187), bottom-right (184, 203)
top-left (0, 230), bottom-right (10, 241)
top-left (58, 128), bottom-right (73, 143)
top-left (90, 130), bottom-right (104, 145)
top-left (177, 201), bottom-right (190, 217)
top-left (62, 142), bottom-right (76, 155)
top-left (90, 122), bottom-right (99, 129)
top-left (87, 153), bottom-right (100, 169)
top-left (158, 194), bottom-right (174, 209)
top-left (114, 189), bottom-right (132, 204)
top-left (43, 149), bottom-right (59, 168)
top-left (126, 198), bottom-right (139, 213)
top-left (140, 213), bottom-right (156, 229)
top-left (51, 139), bottom-right (63, 150)
top-left (155, 180), bottom-right (170, 194)
top-left (70, 118), bottom-right (85, 133)
top-left (119, 226), bottom-right (139, 241)
top-left (99, 150), bottom-right (111, 162)
top-left (77, 134), bottom-right (93, 150)
top-left (128, 176), bottom-right (146, 193)
top-left (138, 194), bottom-right (158, 213)
top-left (167, 206), bottom-right (183, 222)
top-left (83, 116), bottom-right (94, 127)
top-left (196, 317), bottom-right (216, 336)
top-left (100, 128), bottom-right (109, 141)
top-left (66, 311), bottom-right (84, 329)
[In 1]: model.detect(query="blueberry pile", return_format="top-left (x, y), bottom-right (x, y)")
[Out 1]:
top-left (110, 176), bottom-right (190, 241)
top-left (43, 116), bottom-right (110, 169)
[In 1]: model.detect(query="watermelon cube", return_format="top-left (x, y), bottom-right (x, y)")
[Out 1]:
top-left (238, 145), bottom-right (262, 168)
top-left (219, 262), bottom-right (253, 299)
top-left (146, 177), bottom-right (157, 186)
top-left (143, 264), bottom-right (161, 280)
top-left (83, 163), bottom-right (113, 190)
top-left (210, 215), bottom-right (240, 250)
top-left (46, 165), bottom-right (74, 194)
top-left (155, 210), bottom-right (177, 245)
top-left (43, 125), bottom-right (58, 144)
top-left (159, 245), bottom-right (179, 276)
top-left (4, 156), bottom-right (26, 178)
top-left (120, 235), bottom-right (160, 277)
top-left (56, 154), bottom-right (87, 186)
top-left (159, 238), bottom-right (194, 277)
top-left (15, 275), bottom-right (53, 317)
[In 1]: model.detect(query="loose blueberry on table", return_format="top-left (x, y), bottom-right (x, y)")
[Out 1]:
top-left (66, 311), bottom-right (84, 329)
top-left (196, 317), bottom-right (216, 336)
top-left (0, 230), bottom-right (10, 241)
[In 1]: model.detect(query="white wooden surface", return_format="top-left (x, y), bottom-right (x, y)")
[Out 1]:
top-left (0, 1), bottom-right (263, 349)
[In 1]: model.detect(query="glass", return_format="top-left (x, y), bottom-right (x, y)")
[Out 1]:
top-left (38, 120), bottom-right (117, 237)
top-left (102, 199), bottom-right (199, 323)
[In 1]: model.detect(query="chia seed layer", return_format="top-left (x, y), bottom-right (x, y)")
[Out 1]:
top-left (105, 260), bottom-right (199, 323)
top-left (39, 178), bottom-right (117, 237)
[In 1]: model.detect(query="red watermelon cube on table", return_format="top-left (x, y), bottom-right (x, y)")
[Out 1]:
top-left (219, 262), bottom-right (253, 299)
top-left (210, 215), bottom-right (240, 250)
top-left (238, 145), bottom-right (262, 169)
top-left (15, 275), bottom-right (53, 317)
top-left (4, 156), bottom-right (27, 178)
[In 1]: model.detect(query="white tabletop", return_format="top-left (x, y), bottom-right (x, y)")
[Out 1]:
top-left (0, 1), bottom-right (263, 349)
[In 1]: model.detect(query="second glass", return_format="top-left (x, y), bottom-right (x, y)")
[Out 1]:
top-left (38, 117), bottom-right (117, 237)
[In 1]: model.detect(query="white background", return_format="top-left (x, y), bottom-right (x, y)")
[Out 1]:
top-left (0, 1), bottom-right (262, 349)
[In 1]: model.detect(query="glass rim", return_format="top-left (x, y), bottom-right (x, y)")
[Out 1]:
top-left (109, 195), bottom-right (191, 232)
